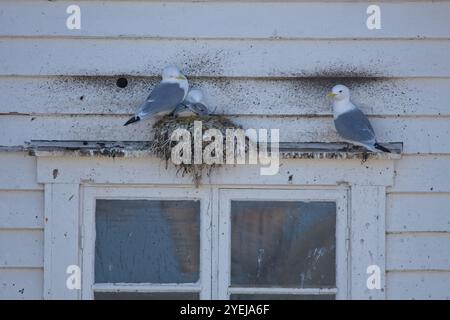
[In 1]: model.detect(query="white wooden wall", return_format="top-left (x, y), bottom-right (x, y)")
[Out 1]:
top-left (1, 0), bottom-right (450, 299)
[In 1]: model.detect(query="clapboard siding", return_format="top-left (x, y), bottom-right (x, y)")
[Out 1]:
top-left (1, 115), bottom-right (449, 154)
top-left (387, 193), bottom-right (450, 232)
top-left (0, 230), bottom-right (44, 268)
top-left (0, 190), bottom-right (44, 229)
top-left (387, 233), bottom-right (450, 271)
top-left (0, 153), bottom-right (41, 190)
top-left (387, 271), bottom-right (450, 300)
top-left (2, 77), bottom-right (450, 117)
top-left (2, 39), bottom-right (450, 77)
top-left (390, 155), bottom-right (450, 192)
top-left (0, 268), bottom-right (43, 300)
top-left (1, 0), bottom-right (449, 300)
top-left (2, 2), bottom-right (450, 39)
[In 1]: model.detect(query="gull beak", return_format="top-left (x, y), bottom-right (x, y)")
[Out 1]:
top-left (176, 75), bottom-right (187, 80)
top-left (327, 92), bottom-right (337, 98)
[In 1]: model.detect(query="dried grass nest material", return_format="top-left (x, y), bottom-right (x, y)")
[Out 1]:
top-left (150, 115), bottom-right (243, 186)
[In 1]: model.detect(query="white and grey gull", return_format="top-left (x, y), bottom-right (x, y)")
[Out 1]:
top-left (124, 66), bottom-right (189, 126)
top-left (328, 84), bottom-right (391, 153)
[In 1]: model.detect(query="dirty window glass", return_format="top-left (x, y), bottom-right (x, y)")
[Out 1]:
top-left (95, 200), bottom-right (200, 283)
top-left (230, 201), bottom-right (336, 288)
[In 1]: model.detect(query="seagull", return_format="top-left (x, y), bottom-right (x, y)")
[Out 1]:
top-left (124, 66), bottom-right (189, 126)
top-left (174, 88), bottom-right (210, 118)
top-left (327, 84), bottom-right (391, 153)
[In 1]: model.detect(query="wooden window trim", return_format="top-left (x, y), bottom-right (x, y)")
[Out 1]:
top-left (216, 188), bottom-right (348, 299)
top-left (39, 156), bottom-right (392, 299)
top-left (81, 186), bottom-right (212, 300)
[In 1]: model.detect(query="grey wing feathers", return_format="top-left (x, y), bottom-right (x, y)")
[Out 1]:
top-left (175, 102), bottom-right (209, 117)
top-left (189, 103), bottom-right (209, 116)
top-left (334, 108), bottom-right (376, 144)
top-left (137, 82), bottom-right (185, 118)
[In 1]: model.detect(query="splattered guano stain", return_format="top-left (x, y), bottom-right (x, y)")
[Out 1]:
top-left (79, 148), bottom-right (126, 158)
top-left (178, 50), bottom-right (227, 77)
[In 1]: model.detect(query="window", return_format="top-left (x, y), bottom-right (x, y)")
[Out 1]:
top-left (82, 187), bottom-right (348, 299)
top-left (82, 187), bottom-right (212, 300)
top-left (217, 189), bottom-right (348, 299)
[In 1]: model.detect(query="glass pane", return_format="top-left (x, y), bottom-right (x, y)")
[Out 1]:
top-left (95, 292), bottom-right (199, 300)
top-left (95, 200), bottom-right (200, 283)
top-left (230, 294), bottom-right (335, 300)
top-left (231, 201), bottom-right (336, 288)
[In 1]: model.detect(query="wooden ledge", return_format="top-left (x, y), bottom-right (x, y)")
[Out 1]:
top-left (0, 140), bottom-right (403, 160)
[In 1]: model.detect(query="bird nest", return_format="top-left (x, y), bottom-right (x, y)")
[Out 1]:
top-left (150, 115), bottom-right (242, 186)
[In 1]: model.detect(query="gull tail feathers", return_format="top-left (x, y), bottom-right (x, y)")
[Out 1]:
top-left (124, 116), bottom-right (140, 126)
top-left (374, 143), bottom-right (391, 153)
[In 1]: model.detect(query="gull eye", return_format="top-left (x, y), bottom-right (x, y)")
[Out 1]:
top-left (339, 90), bottom-right (343, 93)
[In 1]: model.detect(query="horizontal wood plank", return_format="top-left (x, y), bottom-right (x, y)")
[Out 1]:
top-left (387, 233), bottom-right (450, 271)
top-left (0, 230), bottom-right (44, 268)
top-left (1, 2), bottom-right (450, 39)
top-left (0, 268), bottom-right (43, 300)
top-left (0, 191), bottom-right (44, 229)
top-left (390, 155), bottom-right (450, 192)
top-left (0, 152), bottom-right (41, 190)
top-left (1, 39), bottom-right (450, 77)
top-left (387, 271), bottom-right (450, 300)
top-left (2, 76), bottom-right (450, 116)
top-left (387, 193), bottom-right (450, 232)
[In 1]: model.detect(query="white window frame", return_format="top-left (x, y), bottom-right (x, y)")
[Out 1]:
top-left (38, 155), bottom-right (392, 299)
top-left (81, 186), bottom-right (212, 300)
top-left (215, 188), bottom-right (348, 300)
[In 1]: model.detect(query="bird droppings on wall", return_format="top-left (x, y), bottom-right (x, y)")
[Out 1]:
top-left (179, 50), bottom-right (226, 77)
top-left (305, 65), bottom-right (385, 79)
top-left (288, 173), bottom-right (293, 184)
top-left (33, 74), bottom-right (420, 118)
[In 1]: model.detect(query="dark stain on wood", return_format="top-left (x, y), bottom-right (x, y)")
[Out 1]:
top-left (52, 169), bottom-right (59, 179)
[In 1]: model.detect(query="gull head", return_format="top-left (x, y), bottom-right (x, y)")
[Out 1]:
top-left (161, 66), bottom-right (187, 81)
top-left (327, 84), bottom-right (350, 101)
top-left (185, 89), bottom-right (204, 104)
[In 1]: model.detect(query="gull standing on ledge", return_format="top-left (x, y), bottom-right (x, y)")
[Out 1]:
top-left (327, 84), bottom-right (391, 153)
top-left (174, 88), bottom-right (210, 118)
top-left (124, 66), bottom-right (189, 126)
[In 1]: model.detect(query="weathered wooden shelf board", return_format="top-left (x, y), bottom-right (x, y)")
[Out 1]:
top-left (0, 140), bottom-right (403, 160)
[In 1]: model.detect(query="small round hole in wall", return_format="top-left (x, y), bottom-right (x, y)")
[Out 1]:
top-left (116, 77), bottom-right (128, 88)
